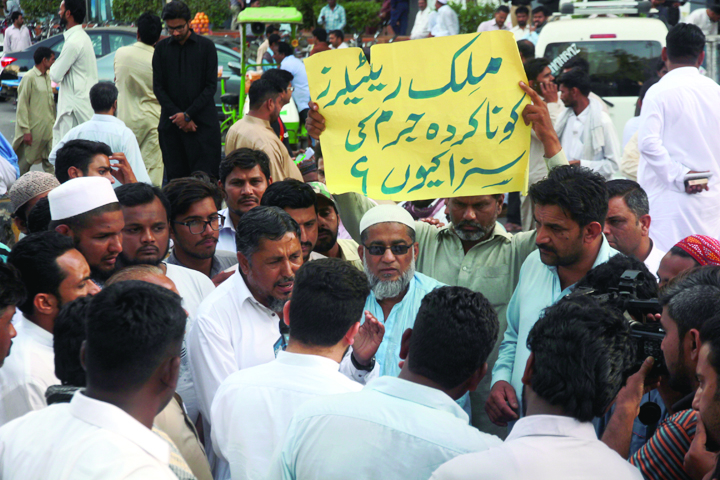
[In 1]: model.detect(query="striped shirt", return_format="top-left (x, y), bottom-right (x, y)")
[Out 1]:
top-left (629, 408), bottom-right (696, 480)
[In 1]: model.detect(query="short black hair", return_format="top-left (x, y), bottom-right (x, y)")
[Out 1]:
top-left (496, 5), bottom-right (510, 13)
top-left (524, 57), bottom-right (550, 82)
top-left (517, 40), bottom-right (535, 61)
top-left (266, 25), bottom-right (278, 36)
top-left (137, 12), bottom-right (162, 46)
top-left (162, 0), bottom-right (191, 21)
top-left (516, 5), bottom-right (529, 15)
top-left (48, 202), bottom-right (122, 233)
top-left (529, 164), bottom-right (608, 228)
top-left (666, 23), bottom-right (705, 64)
top-left (33, 46), bottom-right (54, 65)
top-left (64, 0), bottom-right (86, 23)
top-left (276, 41), bottom-right (294, 57)
top-left (668, 245), bottom-right (700, 265)
top-left (55, 139), bottom-right (113, 184)
top-left (10, 11), bottom-right (22, 22)
top-left (408, 286), bottom-right (499, 390)
top-left (235, 206), bottom-right (300, 259)
top-left (115, 182), bottom-right (171, 221)
top-left (606, 179), bottom-right (649, 219)
top-left (563, 55), bottom-right (590, 74)
top-left (248, 78), bottom-right (284, 110)
top-left (262, 68), bottom-right (294, 91)
top-left (289, 258), bottom-right (370, 346)
top-left (220, 148), bottom-right (271, 185)
top-left (0, 262), bottom-right (26, 312)
top-left (638, 76), bottom-right (660, 103)
top-left (84, 281), bottom-right (186, 392)
top-left (89, 82), bottom-right (118, 112)
top-left (53, 296), bottom-right (92, 387)
top-left (660, 266), bottom-right (720, 339)
top-left (532, 5), bottom-right (550, 16)
top-left (699, 313), bottom-right (720, 391)
top-left (261, 179), bottom-right (317, 212)
top-left (528, 296), bottom-right (635, 422)
top-left (312, 27), bottom-right (328, 42)
top-left (163, 177), bottom-right (222, 223)
top-left (268, 33), bottom-right (281, 45)
top-left (329, 29), bottom-right (344, 41)
top-left (557, 67), bottom-right (592, 96)
top-left (26, 196), bottom-right (51, 234)
top-left (7, 232), bottom-right (76, 316)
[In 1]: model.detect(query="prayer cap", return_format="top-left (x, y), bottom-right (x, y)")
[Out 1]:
top-left (674, 235), bottom-right (720, 266)
top-left (9, 172), bottom-right (60, 214)
top-left (308, 181), bottom-right (337, 209)
top-left (49, 177), bottom-right (118, 221)
top-left (437, 0), bottom-right (449, 4)
top-left (359, 204), bottom-right (416, 234)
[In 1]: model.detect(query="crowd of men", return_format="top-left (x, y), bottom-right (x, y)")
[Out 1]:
top-left (2, 0), bottom-right (720, 478)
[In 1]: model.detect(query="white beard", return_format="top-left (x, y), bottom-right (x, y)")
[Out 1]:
top-left (363, 250), bottom-right (415, 300)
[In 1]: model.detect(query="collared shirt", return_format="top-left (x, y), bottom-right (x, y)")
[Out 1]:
top-left (216, 207), bottom-right (236, 253)
top-left (431, 5), bottom-right (460, 37)
top-left (279, 55), bottom-right (311, 113)
top-left (267, 376), bottom-right (502, 480)
top-left (211, 351), bottom-right (362, 480)
top-left (682, 8), bottom-right (718, 36)
top-left (645, 241), bottom-right (665, 281)
top-left (430, 415), bottom-right (643, 480)
top-left (337, 238), bottom-right (362, 269)
top-left (225, 115), bottom-right (303, 182)
top-left (492, 236), bottom-right (618, 407)
top-left (510, 24), bottom-right (531, 40)
top-left (410, 7), bottom-right (434, 39)
top-left (0, 318), bottom-right (59, 427)
top-left (476, 18), bottom-right (511, 32)
top-left (0, 391), bottom-right (177, 479)
top-left (317, 4), bottom-right (347, 31)
top-left (167, 249), bottom-right (238, 278)
top-left (3, 24), bottom-right (31, 54)
top-left (49, 25), bottom-right (98, 138)
top-left (12, 66), bottom-right (55, 165)
top-left (48, 114), bottom-right (153, 186)
top-left (638, 66), bottom-right (720, 252)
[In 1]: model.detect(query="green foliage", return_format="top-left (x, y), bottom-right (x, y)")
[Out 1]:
top-left (343, 1), bottom-right (381, 34)
top-left (20, 0), bottom-right (57, 21)
top-left (112, 0), bottom-right (162, 23)
top-left (268, 0), bottom-right (323, 29)
top-left (449, 1), bottom-right (497, 34)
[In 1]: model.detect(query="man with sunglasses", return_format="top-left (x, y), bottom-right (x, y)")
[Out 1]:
top-left (163, 177), bottom-right (238, 286)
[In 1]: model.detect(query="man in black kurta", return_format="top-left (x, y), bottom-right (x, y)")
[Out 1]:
top-left (153, 0), bottom-right (221, 181)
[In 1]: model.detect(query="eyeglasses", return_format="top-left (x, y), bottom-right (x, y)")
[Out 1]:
top-left (166, 22), bottom-right (188, 32)
top-left (287, 85), bottom-right (294, 92)
top-left (363, 244), bottom-right (413, 256)
top-left (173, 214), bottom-right (225, 235)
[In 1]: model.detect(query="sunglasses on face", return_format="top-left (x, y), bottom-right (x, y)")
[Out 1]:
top-left (363, 244), bottom-right (412, 256)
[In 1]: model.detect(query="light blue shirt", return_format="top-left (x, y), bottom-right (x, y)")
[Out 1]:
top-left (267, 376), bottom-right (502, 480)
top-left (491, 236), bottom-right (618, 407)
top-left (317, 4), bottom-right (347, 32)
top-left (48, 114), bottom-right (152, 186)
top-left (280, 56), bottom-right (311, 114)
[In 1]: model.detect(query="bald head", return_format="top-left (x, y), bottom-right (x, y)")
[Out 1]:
top-left (106, 265), bottom-right (180, 295)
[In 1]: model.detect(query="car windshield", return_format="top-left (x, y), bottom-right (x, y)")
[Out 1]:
top-left (544, 40), bottom-right (663, 97)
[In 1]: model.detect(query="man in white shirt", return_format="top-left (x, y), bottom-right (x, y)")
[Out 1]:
top-left (0, 263), bottom-right (24, 369)
top-left (682, 4), bottom-right (720, 36)
top-left (477, 5), bottom-right (511, 32)
top-left (638, 23), bottom-right (720, 253)
top-left (211, 258), bottom-right (368, 480)
top-left (604, 180), bottom-right (665, 279)
top-left (410, 0), bottom-right (433, 39)
top-left (54, 139), bottom-right (138, 187)
top-left (267, 286), bottom-right (501, 480)
top-left (3, 12), bottom-right (31, 54)
top-left (555, 68), bottom-right (619, 180)
top-left (217, 149), bottom-right (273, 253)
top-left (49, 0), bottom-right (98, 146)
top-left (510, 6), bottom-right (532, 40)
top-left (274, 42), bottom-right (311, 124)
top-left (432, 296), bottom-right (641, 480)
top-left (0, 281), bottom-right (185, 479)
top-left (430, 0), bottom-right (459, 37)
top-left (49, 82), bottom-right (152, 185)
top-left (328, 29), bottom-right (348, 49)
top-left (0, 231), bottom-right (99, 426)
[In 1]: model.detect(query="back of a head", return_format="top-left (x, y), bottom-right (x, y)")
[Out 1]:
top-left (575, 254), bottom-right (658, 303)
top-left (64, 0), bottom-right (86, 23)
top-left (137, 12), bottom-right (162, 46)
top-left (407, 286), bottom-right (499, 390)
top-left (54, 296), bottom-right (93, 387)
top-left (277, 42), bottom-right (294, 57)
top-left (524, 57), bottom-right (550, 82)
top-left (55, 139), bottom-right (113, 184)
top-left (529, 164), bottom-right (608, 227)
top-left (220, 148), bottom-right (271, 185)
top-left (89, 82), bottom-right (118, 113)
top-left (563, 55), bottom-right (590, 75)
top-left (163, 177), bottom-right (222, 221)
top-left (235, 206), bottom-right (300, 259)
top-left (268, 33), bottom-right (281, 45)
top-left (529, 296), bottom-right (635, 421)
top-left (105, 264), bottom-right (165, 286)
top-left (27, 196), bottom-right (51, 234)
top-left (699, 313), bottom-right (720, 385)
top-left (8, 232), bottom-right (75, 316)
top-left (266, 25), bottom-right (278, 36)
top-left (262, 68), bottom-right (294, 91)
top-left (0, 262), bottom-right (26, 313)
top-left (261, 179), bottom-right (316, 211)
top-left (33, 46), bottom-right (54, 66)
top-left (606, 179), bottom-right (649, 218)
top-left (248, 78), bottom-right (283, 111)
top-left (162, 0), bottom-right (191, 21)
top-left (517, 40), bottom-right (535, 61)
top-left (312, 27), bottom-right (327, 42)
top-left (289, 258), bottom-right (370, 346)
top-left (660, 266), bottom-right (720, 338)
top-left (84, 281), bottom-right (186, 392)
top-left (115, 182), bottom-right (170, 221)
top-left (666, 23), bottom-right (705, 64)
top-left (557, 67), bottom-right (592, 97)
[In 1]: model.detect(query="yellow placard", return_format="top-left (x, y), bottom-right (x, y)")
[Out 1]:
top-left (305, 32), bottom-right (531, 201)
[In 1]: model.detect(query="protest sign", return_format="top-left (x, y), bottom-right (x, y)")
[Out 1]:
top-left (305, 31), bottom-right (531, 201)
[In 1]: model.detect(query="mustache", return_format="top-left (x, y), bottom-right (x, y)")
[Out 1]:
top-left (455, 220), bottom-right (484, 229)
top-left (273, 276), bottom-right (295, 288)
top-left (537, 244), bottom-right (557, 255)
top-left (301, 241), bottom-right (313, 249)
top-left (195, 236), bottom-right (218, 247)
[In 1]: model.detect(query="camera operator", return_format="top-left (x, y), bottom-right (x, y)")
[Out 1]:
top-left (602, 266), bottom-right (720, 480)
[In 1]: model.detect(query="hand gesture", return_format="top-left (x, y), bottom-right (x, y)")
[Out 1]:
top-left (211, 270), bottom-right (234, 287)
top-left (540, 81), bottom-right (559, 104)
top-left (519, 81), bottom-right (562, 158)
top-left (109, 152), bottom-right (137, 184)
top-left (352, 311), bottom-right (385, 366)
top-left (686, 171), bottom-right (711, 195)
top-left (419, 217), bottom-right (445, 228)
top-left (684, 414), bottom-right (718, 480)
top-left (306, 101), bottom-right (326, 140)
top-left (485, 380), bottom-right (520, 426)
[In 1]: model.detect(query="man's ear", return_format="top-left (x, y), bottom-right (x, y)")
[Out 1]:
top-left (160, 355), bottom-right (181, 392)
top-left (67, 166), bottom-right (82, 179)
top-left (399, 328), bottom-right (413, 360)
top-left (639, 214), bottom-right (651, 236)
top-left (495, 194), bottom-right (505, 215)
top-left (688, 328), bottom-right (701, 362)
top-left (217, 180), bottom-right (227, 199)
top-left (54, 224), bottom-right (71, 236)
top-left (357, 244), bottom-right (364, 260)
top-left (13, 216), bottom-right (27, 234)
top-left (267, 175), bottom-right (273, 186)
top-left (344, 321), bottom-right (361, 346)
top-left (465, 363), bottom-right (488, 392)
top-left (283, 300), bottom-right (291, 327)
top-left (34, 293), bottom-right (57, 317)
top-left (661, 46), bottom-right (668, 63)
top-left (584, 221), bottom-right (603, 244)
top-left (237, 251), bottom-right (251, 276)
top-left (521, 351), bottom-right (536, 386)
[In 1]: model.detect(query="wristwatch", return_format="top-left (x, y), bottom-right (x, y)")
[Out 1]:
top-left (183, 112), bottom-right (191, 123)
top-left (351, 353), bottom-right (375, 371)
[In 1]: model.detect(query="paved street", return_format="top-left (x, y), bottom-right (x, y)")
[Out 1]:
top-left (0, 100), bottom-right (16, 143)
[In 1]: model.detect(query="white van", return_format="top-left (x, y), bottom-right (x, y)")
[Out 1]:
top-left (536, 17), bottom-right (668, 143)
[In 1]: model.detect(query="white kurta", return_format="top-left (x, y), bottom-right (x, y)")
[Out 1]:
top-left (682, 8), bottom-right (718, 36)
top-left (644, 241), bottom-right (666, 281)
top-left (410, 7), bottom-right (433, 39)
top-left (49, 25), bottom-right (98, 146)
top-left (431, 5), bottom-right (459, 37)
top-left (638, 67), bottom-right (720, 252)
top-left (2, 24), bottom-right (31, 54)
top-left (0, 391), bottom-right (177, 479)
